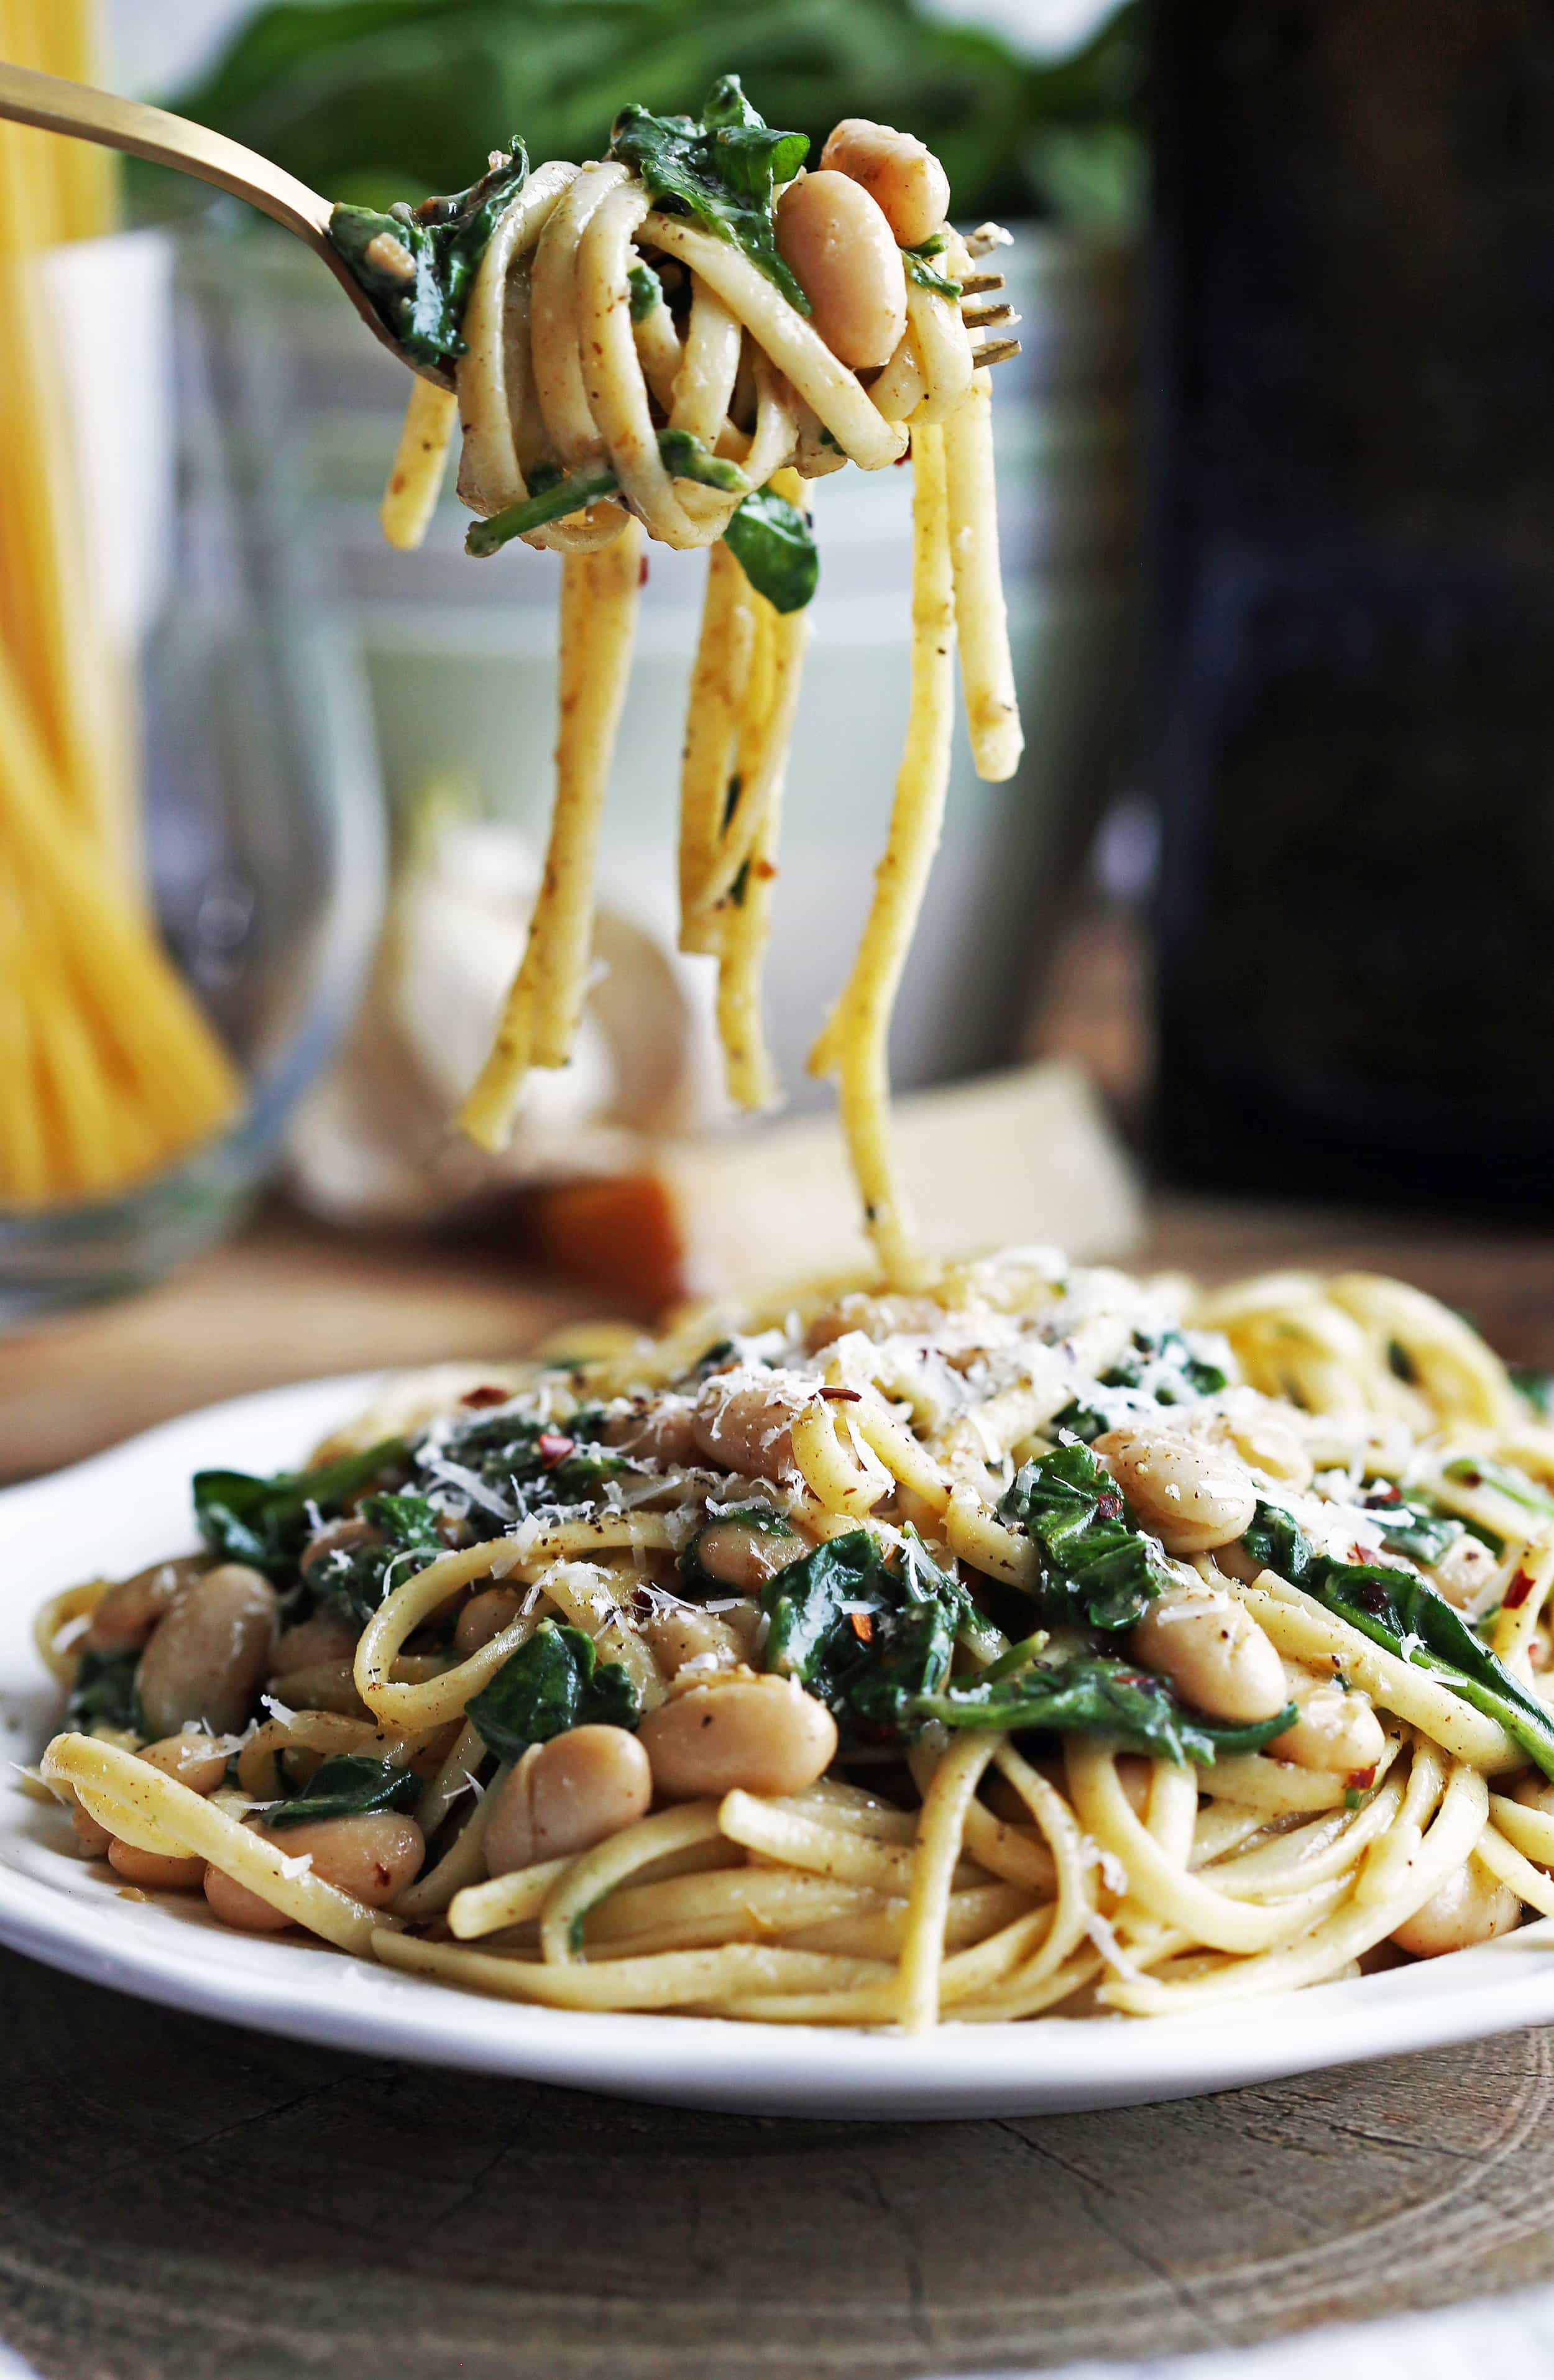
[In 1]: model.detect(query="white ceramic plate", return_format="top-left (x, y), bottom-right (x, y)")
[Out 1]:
top-left (5, 1375), bottom-right (1554, 2118)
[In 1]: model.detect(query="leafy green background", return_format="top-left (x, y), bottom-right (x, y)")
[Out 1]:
top-left (170, 0), bottom-right (1143, 227)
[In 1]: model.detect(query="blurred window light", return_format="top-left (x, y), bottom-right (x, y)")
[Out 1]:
top-left (921, 0), bottom-right (1123, 58)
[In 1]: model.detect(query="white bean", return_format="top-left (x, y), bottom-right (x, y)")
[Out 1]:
top-left (138, 1733), bottom-right (229, 1794)
top-left (136, 1566), bottom-right (280, 1738)
top-left (1129, 1591), bottom-right (1289, 1723)
top-left (819, 117), bottom-right (950, 248)
top-left (643, 1607), bottom-right (748, 1679)
top-left (484, 1726), bottom-right (652, 1875)
top-left (691, 1377), bottom-right (804, 1482)
top-left (1391, 1855), bottom-right (1521, 1957)
top-left (251, 1812), bottom-right (425, 1907)
top-left (83, 1557), bottom-right (208, 1655)
top-left (1093, 1427), bottom-right (1257, 1555)
top-left (1268, 1677), bottom-right (1386, 1774)
top-left (108, 1839), bottom-right (206, 1891)
top-left (691, 1515), bottom-right (806, 1592)
top-left (775, 171), bottom-right (907, 370)
top-left (638, 1675), bottom-right (837, 1800)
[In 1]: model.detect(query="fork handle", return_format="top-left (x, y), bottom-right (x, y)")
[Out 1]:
top-left (0, 58), bottom-right (333, 247)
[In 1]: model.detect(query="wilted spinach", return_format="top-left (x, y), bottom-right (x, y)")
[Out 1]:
top-left (1243, 1499), bottom-right (1554, 1780)
top-left (266, 1754), bottom-right (421, 1828)
top-left (721, 482), bottom-right (819, 612)
top-left (425, 1407), bottom-right (625, 1535)
top-left (1050, 1327), bottom-right (1228, 1442)
top-left (329, 139), bottom-right (528, 365)
top-left (760, 1528), bottom-right (972, 1740)
top-left (610, 75), bottom-right (809, 310)
top-left (917, 1654), bottom-right (1295, 1766)
top-left (466, 1620), bottom-right (640, 1762)
top-left (308, 1492), bottom-right (445, 1629)
top-left (997, 1441), bottom-right (1174, 1632)
top-left (67, 1648), bottom-right (142, 1736)
top-left (192, 1440), bottom-right (410, 1584)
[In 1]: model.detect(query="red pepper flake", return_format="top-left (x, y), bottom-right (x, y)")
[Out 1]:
top-left (1096, 1493), bottom-right (1123, 1521)
top-left (820, 1387), bottom-right (862, 1403)
top-left (1458, 1468), bottom-right (1483, 1489)
top-left (1505, 1568), bottom-right (1538, 1609)
top-left (753, 858), bottom-right (778, 880)
top-left (1346, 1765), bottom-right (1377, 1792)
top-left (637, 554), bottom-right (650, 587)
top-left (461, 1384), bottom-right (510, 1408)
top-left (848, 1611), bottom-right (875, 1643)
top-left (537, 1430), bottom-right (576, 1467)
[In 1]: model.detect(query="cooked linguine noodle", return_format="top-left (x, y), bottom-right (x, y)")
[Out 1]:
top-left (350, 81), bottom-right (1022, 1282)
top-left (37, 1254), bottom-right (1554, 2029)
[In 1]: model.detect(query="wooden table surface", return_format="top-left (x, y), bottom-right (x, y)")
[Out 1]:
top-left (8, 1195), bottom-right (1554, 2379)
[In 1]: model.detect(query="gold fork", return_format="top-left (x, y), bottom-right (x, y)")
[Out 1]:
top-left (0, 57), bottom-right (1020, 384)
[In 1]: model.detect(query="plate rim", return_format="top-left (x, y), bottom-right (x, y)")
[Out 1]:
top-left (6, 1372), bottom-right (1554, 2117)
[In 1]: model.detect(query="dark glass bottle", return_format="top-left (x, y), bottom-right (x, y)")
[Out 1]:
top-left (1152, 0), bottom-right (1554, 1211)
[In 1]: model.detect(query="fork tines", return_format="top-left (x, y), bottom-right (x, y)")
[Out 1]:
top-left (962, 301), bottom-right (1018, 332)
top-left (959, 272), bottom-right (1005, 296)
top-left (973, 337), bottom-right (1021, 369)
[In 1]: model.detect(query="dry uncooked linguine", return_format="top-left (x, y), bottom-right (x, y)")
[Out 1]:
top-left (37, 1254), bottom-right (1554, 2029)
top-left (347, 80), bottom-right (1022, 1284)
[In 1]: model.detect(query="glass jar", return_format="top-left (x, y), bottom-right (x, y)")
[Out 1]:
top-left (0, 227), bottom-right (387, 1324)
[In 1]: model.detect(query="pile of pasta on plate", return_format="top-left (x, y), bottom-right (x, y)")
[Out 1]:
top-left (35, 1251), bottom-right (1554, 2030)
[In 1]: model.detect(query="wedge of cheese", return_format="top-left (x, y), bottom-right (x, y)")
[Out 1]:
top-left (530, 1060), bottom-right (1141, 1308)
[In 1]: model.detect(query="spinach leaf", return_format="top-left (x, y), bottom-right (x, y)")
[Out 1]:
top-left (1442, 1455), bottom-right (1554, 1520)
top-left (998, 1441), bottom-right (1174, 1632)
top-left (916, 1653), bottom-right (1295, 1766)
top-left (192, 1440), bottom-right (410, 1584)
top-left (310, 1491), bottom-right (444, 1629)
top-left (1049, 1328), bottom-right (1227, 1443)
top-left (721, 483), bottom-right (819, 613)
top-left (610, 76), bottom-right (809, 312)
top-left (265, 1754), bottom-right (421, 1829)
top-left (467, 428), bottom-right (753, 559)
top-left (466, 465), bottom-right (620, 557)
top-left (627, 261), bottom-right (662, 321)
top-left (656, 428), bottom-right (750, 492)
top-left (329, 139), bottom-right (528, 367)
top-left (423, 1407), bottom-right (625, 1537)
top-left (1357, 1486), bottom-right (1460, 1569)
top-left (466, 1620), bottom-right (639, 1763)
top-left (1243, 1498), bottom-right (1554, 1781)
top-left (1512, 1366), bottom-right (1554, 1419)
top-left (760, 1527), bottom-right (969, 1740)
top-left (902, 236), bottom-right (960, 300)
top-left (67, 1648), bottom-right (142, 1737)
